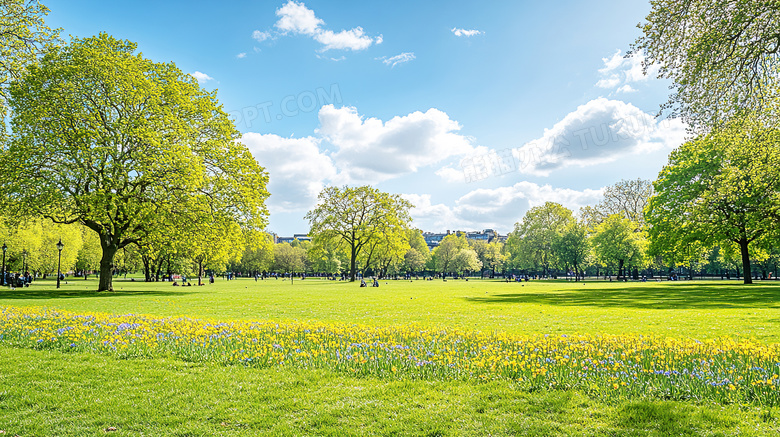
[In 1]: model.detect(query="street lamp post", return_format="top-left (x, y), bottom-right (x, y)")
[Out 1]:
top-left (1, 243), bottom-right (6, 286)
top-left (56, 239), bottom-right (64, 289)
top-left (22, 249), bottom-right (27, 275)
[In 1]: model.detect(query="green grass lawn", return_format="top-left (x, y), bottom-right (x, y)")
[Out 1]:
top-left (2, 277), bottom-right (779, 341)
top-left (2, 277), bottom-right (780, 436)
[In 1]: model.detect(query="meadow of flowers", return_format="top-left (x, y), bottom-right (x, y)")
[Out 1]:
top-left (2, 305), bottom-right (778, 405)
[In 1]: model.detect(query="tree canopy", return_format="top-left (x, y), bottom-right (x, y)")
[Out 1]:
top-left (1, 33), bottom-right (269, 291)
top-left (646, 114), bottom-right (780, 284)
top-left (632, 0), bottom-right (780, 129)
top-left (305, 185), bottom-right (413, 281)
top-left (0, 0), bottom-right (59, 144)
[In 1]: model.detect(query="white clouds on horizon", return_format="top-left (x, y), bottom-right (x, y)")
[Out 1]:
top-left (508, 98), bottom-right (685, 176)
top-left (251, 0), bottom-right (381, 52)
top-left (451, 27), bottom-right (483, 37)
top-left (242, 133), bottom-right (337, 213)
top-left (402, 183), bottom-right (604, 233)
top-left (191, 71), bottom-right (214, 84)
top-left (242, 104), bottom-right (480, 214)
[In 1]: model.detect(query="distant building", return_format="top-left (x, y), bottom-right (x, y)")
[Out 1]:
top-left (274, 234), bottom-right (312, 244)
top-left (422, 229), bottom-right (503, 250)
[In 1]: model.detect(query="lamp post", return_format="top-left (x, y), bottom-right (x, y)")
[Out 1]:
top-left (1, 243), bottom-right (6, 286)
top-left (22, 249), bottom-right (27, 275)
top-left (56, 239), bottom-right (64, 289)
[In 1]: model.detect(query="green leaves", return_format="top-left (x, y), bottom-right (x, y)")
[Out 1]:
top-left (633, 0), bottom-right (780, 129)
top-left (306, 185), bottom-right (413, 280)
top-left (646, 114), bottom-right (780, 283)
top-left (0, 33), bottom-right (269, 290)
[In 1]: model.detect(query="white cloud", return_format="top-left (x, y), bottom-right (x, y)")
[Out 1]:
top-left (435, 166), bottom-right (465, 183)
top-left (274, 0), bottom-right (323, 35)
top-left (451, 27), bottom-right (483, 37)
top-left (510, 98), bottom-right (685, 176)
top-left (191, 71), bottom-right (214, 84)
top-left (403, 182), bottom-right (604, 233)
top-left (236, 52), bottom-right (247, 59)
top-left (314, 27), bottom-right (375, 51)
top-left (241, 133), bottom-right (337, 213)
top-left (317, 105), bottom-right (478, 184)
top-left (252, 30), bottom-right (272, 42)
top-left (379, 52), bottom-right (415, 67)
top-left (616, 84), bottom-right (636, 93)
top-left (271, 0), bottom-right (380, 52)
top-left (596, 49), bottom-right (659, 90)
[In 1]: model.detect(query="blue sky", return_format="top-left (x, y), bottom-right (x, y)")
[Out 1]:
top-left (47, 0), bottom-right (684, 236)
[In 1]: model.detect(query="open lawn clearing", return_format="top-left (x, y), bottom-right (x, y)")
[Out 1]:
top-left (1, 278), bottom-right (778, 341)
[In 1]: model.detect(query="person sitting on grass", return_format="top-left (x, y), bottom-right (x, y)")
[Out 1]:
top-left (373, 278), bottom-right (379, 287)
top-left (360, 279), bottom-right (367, 287)
top-left (172, 281), bottom-right (179, 286)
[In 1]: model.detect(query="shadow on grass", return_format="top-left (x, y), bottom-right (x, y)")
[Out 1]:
top-left (464, 282), bottom-right (780, 309)
top-left (0, 287), bottom-right (194, 300)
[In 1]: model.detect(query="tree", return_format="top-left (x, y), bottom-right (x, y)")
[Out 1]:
top-left (507, 202), bottom-right (574, 276)
top-left (0, 0), bottom-right (59, 144)
top-left (432, 233), bottom-right (468, 275)
top-left (469, 239), bottom-right (505, 277)
top-left (241, 231), bottom-right (275, 275)
top-left (646, 115), bottom-right (780, 284)
top-left (451, 248), bottom-right (482, 276)
top-left (272, 243), bottom-right (306, 284)
top-left (1, 34), bottom-right (269, 291)
top-left (306, 186), bottom-right (413, 281)
top-left (592, 214), bottom-right (647, 280)
top-left (631, 0), bottom-right (780, 129)
top-left (595, 179), bottom-right (653, 225)
top-left (401, 229), bottom-right (430, 274)
top-left (553, 221), bottom-right (590, 281)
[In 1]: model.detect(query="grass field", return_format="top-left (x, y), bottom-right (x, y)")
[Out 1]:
top-left (1, 277), bottom-right (780, 435)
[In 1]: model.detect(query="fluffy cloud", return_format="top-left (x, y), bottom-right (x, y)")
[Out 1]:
top-left (451, 28), bottom-right (483, 37)
top-left (596, 49), bottom-right (659, 90)
top-left (403, 182), bottom-right (604, 233)
top-left (317, 105), bottom-right (478, 183)
top-left (379, 52), bottom-right (415, 67)
top-left (191, 71), bottom-right (214, 84)
top-left (264, 1), bottom-right (381, 52)
top-left (241, 133), bottom-right (337, 213)
top-left (314, 27), bottom-right (375, 51)
top-left (240, 105), bottom-right (480, 211)
top-left (274, 0), bottom-right (322, 35)
top-left (236, 52), bottom-right (247, 59)
top-left (510, 98), bottom-right (685, 176)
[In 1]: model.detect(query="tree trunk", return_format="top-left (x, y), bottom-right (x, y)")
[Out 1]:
top-left (739, 238), bottom-right (752, 284)
top-left (198, 260), bottom-right (204, 286)
top-left (350, 243), bottom-right (357, 282)
top-left (617, 259), bottom-right (624, 280)
top-left (98, 242), bottom-right (118, 292)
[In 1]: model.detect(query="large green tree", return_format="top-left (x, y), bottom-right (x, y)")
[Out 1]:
top-left (646, 115), bottom-right (780, 284)
top-left (632, 0), bottom-right (780, 128)
top-left (592, 214), bottom-right (647, 280)
top-left (507, 202), bottom-right (574, 276)
top-left (0, 0), bottom-right (59, 143)
top-left (306, 186), bottom-right (413, 282)
top-left (1, 34), bottom-right (269, 291)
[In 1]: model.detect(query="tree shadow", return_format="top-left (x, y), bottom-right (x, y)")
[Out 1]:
top-left (0, 287), bottom-right (195, 300)
top-left (464, 282), bottom-right (780, 309)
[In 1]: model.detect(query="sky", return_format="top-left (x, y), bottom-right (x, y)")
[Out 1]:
top-left (47, 0), bottom-right (685, 237)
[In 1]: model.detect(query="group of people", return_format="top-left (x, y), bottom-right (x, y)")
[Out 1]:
top-left (359, 278), bottom-right (380, 287)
